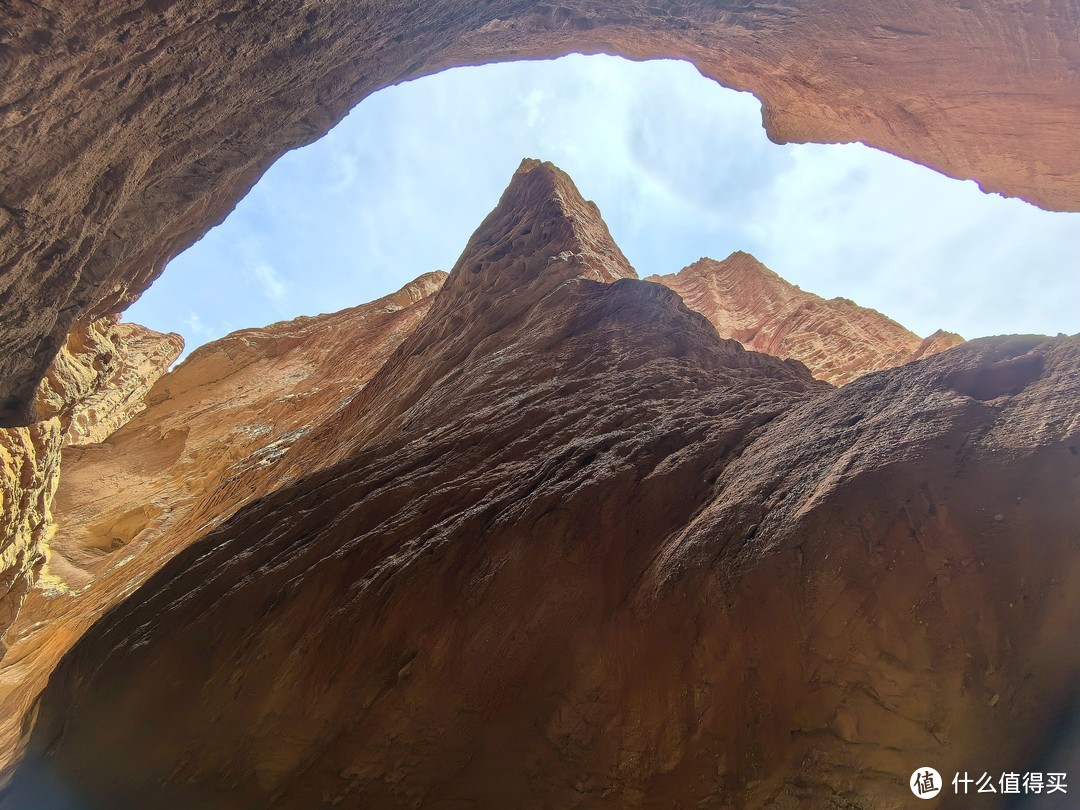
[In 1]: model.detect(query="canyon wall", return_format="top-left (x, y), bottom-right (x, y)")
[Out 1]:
top-left (0, 209), bottom-right (969, 750)
top-left (3, 161), bottom-right (1076, 809)
top-left (2, 0), bottom-right (1078, 427)
top-left (649, 253), bottom-right (964, 385)
top-left (0, 273), bottom-right (445, 775)
top-left (0, 318), bottom-right (180, 649)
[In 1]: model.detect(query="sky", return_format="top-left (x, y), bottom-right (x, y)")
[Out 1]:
top-left (126, 55), bottom-right (1080, 359)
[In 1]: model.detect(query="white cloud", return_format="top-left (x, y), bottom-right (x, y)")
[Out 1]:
top-left (740, 142), bottom-right (1080, 338)
top-left (182, 311), bottom-right (215, 342)
top-left (519, 88), bottom-right (554, 129)
top-left (326, 148), bottom-right (359, 194)
top-left (250, 262), bottom-right (288, 301)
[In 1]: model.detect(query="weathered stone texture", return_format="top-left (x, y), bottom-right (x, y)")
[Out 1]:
top-left (1, 0), bottom-right (1077, 425)
top-left (0, 316), bottom-right (179, 647)
top-left (0, 272), bottom-right (445, 774)
top-left (2, 162), bottom-right (1075, 809)
top-left (649, 252), bottom-right (964, 385)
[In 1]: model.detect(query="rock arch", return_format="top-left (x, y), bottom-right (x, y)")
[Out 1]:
top-left (2, 0), bottom-right (1078, 425)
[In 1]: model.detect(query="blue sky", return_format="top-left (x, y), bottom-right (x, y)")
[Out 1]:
top-left (126, 55), bottom-right (1080, 357)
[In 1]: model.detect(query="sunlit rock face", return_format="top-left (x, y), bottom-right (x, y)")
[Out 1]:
top-left (0, 272), bottom-right (445, 775)
top-left (1, 0), bottom-right (1078, 427)
top-left (649, 253), bottom-right (964, 385)
top-left (3, 161), bottom-right (1076, 809)
top-left (0, 317), bottom-right (180, 649)
top-left (0, 421), bottom-right (60, 653)
top-left (34, 315), bottom-right (184, 446)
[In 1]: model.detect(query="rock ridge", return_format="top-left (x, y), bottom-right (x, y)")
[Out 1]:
top-left (648, 252), bottom-right (964, 385)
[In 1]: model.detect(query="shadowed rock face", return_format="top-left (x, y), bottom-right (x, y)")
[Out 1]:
top-left (2, 0), bottom-right (1079, 427)
top-left (3, 161), bottom-right (1076, 809)
top-left (648, 253), bottom-right (964, 385)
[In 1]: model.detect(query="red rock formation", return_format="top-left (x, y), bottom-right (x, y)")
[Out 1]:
top-left (3, 161), bottom-right (1075, 809)
top-left (0, 272), bottom-right (445, 773)
top-left (1, 1), bottom-right (1078, 427)
top-left (0, 317), bottom-right (180, 648)
top-left (34, 315), bottom-right (183, 445)
top-left (648, 253), bottom-right (964, 385)
top-left (911, 328), bottom-right (967, 363)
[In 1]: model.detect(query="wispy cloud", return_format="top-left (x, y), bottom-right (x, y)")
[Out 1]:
top-left (326, 146), bottom-right (359, 194)
top-left (250, 262), bottom-right (288, 301)
top-left (182, 311), bottom-right (215, 345)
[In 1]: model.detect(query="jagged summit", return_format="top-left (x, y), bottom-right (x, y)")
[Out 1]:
top-left (911, 327), bottom-right (967, 361)
top-left (648, 252), bottom-right (964, 385)
top-left (285, 160), bottom-right (811, 463)
top-left (437, 158), bottom-right (636, 310)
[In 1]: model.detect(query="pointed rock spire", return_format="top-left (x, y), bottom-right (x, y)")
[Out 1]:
top-left (436, 159), bottom-right (636, 311)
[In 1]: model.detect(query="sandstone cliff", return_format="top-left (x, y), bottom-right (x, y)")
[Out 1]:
top-left (1, 1), bottom-right (1078, 427)
top-left (0, 421), bottom-right (61, 652)
top-left (0, 273), bottom-right (445, 774)
top-left (34, 315), bottom-right (183, 445)
top-left (3, 162), bottom-right (1075, 809)
top-left (0, 317), bottom-right (180, 649)
top-left (648, 253), bottom-right (964, 385)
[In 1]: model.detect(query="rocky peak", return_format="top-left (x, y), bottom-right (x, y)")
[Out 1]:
top-left (648, 252), bottom-right (964, 385)
top-left (436, 158), bottom-right (636, 310)
top-left (295, 160), bottom-right (645, 455)
top-left (910, 327), bottom-right (966, 361)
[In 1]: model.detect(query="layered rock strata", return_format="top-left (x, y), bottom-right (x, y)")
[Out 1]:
top-left (2, 0), bottom-right (1078, 426)
top-left (648, 253), bottom-right (964, 385)
top-left (34, 315), bottom-right (183, 446)
top-left (2, 161), bottom-right (1076, 809)
top-left (0, 422), bottom-right (61, 653)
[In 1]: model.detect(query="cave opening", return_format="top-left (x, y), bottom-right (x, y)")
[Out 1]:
top-left (2, 7), bottom-right (1079, 803)
top-left (122, 54), bottom-right (1080, 363)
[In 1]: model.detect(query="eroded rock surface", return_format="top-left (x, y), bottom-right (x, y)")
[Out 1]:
top-left (0, 316), bottom-right (179, 648)
top-left (34, 315), bottom-right (183, 446)
top-left (0, 421), bottom-right (61, 653)
top-left (648, 253), bottom-right (964, 385)
top-left (2, 0), bottom-right (1078, 426)
top-left (0, 272), bottom-right (445, 775)
top-left (3, 161), bottom-right (1076, 809)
